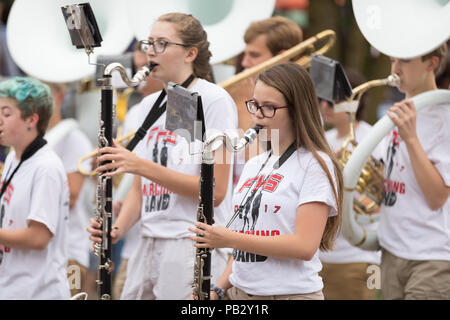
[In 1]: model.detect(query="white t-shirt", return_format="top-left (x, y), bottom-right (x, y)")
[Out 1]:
top-left (119, 103), bottom-right (144, 259)
top-left (378, 103), bottom-right (450, 261)
top-left (0, 145), bottom-right (70, 299)
top-left (228, 148), bottom-right (338, 295)
top-left (135, 78), bottom-right (238, 238)
top-left (320, 121), bottom-right (381, 264)
top-left (45, 124), bottom-right (93, 268)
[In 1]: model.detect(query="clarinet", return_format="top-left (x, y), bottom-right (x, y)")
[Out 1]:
top-left (93, 85), bottom-right (113, 300)
top-left (93, 63), bottom-right (155, 300)
top-left (192, 125), bottom-right (262, 300)
top-left (192, 161), bottom-right (214, 300)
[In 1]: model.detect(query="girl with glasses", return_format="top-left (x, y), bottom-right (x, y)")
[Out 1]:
top-left (189, 62), bottom-right (343, 300)
top-left (88, 13), bottom-right (238, 300)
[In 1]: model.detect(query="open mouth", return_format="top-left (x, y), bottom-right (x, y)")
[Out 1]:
top-left (149, 62), bottom-right (159, 71)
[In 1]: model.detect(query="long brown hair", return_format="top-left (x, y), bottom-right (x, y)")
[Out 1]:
top-left (157, 13), bottom-right (213, 82)
top-left (257, 62), bottom-right (343, 251)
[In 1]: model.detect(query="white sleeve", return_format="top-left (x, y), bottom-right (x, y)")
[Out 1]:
top-left (27, 167), bottom-right (67, 235)
top-left (427, 121), bottom-right (450, 187)
top-left (297, 155), bottom-right (338, 217)
top-left (62, 130), bottom-right (93, 174)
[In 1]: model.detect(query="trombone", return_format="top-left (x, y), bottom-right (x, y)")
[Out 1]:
top-left (219, 29), bottom-right (336, 90)
top-left (77, 29), bottom-right (336, 175)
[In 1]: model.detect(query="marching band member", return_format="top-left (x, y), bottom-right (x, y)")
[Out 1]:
top-left (318, 68), bottom-right (381, 300)
top-left (228, 16), bottom-right (303, 185)
top-left (228, 16), bottom-right (303, 133)
top-left (45, 82), bottom-right (93, 298)
top-left (112, 42), bottom-right (163, 300)
top-left (88, 13), bottom-right (238, 300)
top-left (0, 77), bottom-right (70, 299)
top-left (189, 62), bottom-right (343, 300)
top-left (377, 43), bottom-right (450, 299)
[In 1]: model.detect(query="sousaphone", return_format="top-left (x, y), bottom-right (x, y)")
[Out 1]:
top-left (342, 0), bottom-right (450, 250)
top-left (6, 0), bottom-right (135, 147)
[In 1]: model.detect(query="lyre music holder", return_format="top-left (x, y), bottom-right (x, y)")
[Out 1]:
top-left (310, 53), bottom-right (352, 104)
top-left (166, 82), bottom-right (206, 145)
top-left (61, 3), bottom-right (102, 54)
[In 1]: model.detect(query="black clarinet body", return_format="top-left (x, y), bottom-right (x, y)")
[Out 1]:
top-left (193, 161), bottom-right (214, 300)
top-left (192, 125), bottom-right (262, 300)
top-left (93, 64), bottom-right (153, 300)
top-left (94, 75), bottom-right (114, 300)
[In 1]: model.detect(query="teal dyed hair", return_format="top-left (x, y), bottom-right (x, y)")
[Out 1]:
top-left (0, 77), bottom-right (54, 136)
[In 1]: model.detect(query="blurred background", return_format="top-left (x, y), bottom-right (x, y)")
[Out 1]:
top-left (0, 0), bottom-right (449, 300)
top-left (1, 0), bottom-right (449, 126)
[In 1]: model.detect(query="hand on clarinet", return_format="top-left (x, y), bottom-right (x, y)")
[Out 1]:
top-left (188, 222), bottom-right (233, 249)
top-left (96, 140), bottom-right (142, 177)
top-left (87, 218), bottom-right (121, 252)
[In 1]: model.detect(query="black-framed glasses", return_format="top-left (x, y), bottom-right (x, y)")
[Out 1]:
top-left (245, 99), bottom-right (289, 118)
top-left (138, 39), bottom-right (188, 54)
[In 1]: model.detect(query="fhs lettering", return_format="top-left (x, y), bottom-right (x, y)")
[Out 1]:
top-left (146, 126), bottom-right (177, 148)
top-left (238, 173), bottom-right (284, 193)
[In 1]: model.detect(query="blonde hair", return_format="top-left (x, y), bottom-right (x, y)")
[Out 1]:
top-left (157, 13), bottom-right (213, 82)
top-left (422, 43), bottom-right (448, 76)
top-left (257, 62), bottom-right (343, 251)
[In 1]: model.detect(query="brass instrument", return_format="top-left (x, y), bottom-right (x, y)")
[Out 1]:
top-left (337, 74), bottom-right (399, 223)
top-left (341, 0), bottom-right (450, 250)
top-left (219, 30), bottom-right (336, 91)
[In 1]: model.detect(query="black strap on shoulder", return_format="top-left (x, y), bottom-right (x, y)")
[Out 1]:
top-left (0, 135), bottom-right (47, 200)
top-left (126, 74), bottom-right (196, 151)
top-left (273, 142), bottom-right (297, 169)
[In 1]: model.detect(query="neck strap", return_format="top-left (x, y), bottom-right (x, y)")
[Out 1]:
top-left (0, 135), bottom-right (47, 200)
top-left (226, 142), bottom-right (297, 228)
top-left (273, 142), bottom-right (297, 169)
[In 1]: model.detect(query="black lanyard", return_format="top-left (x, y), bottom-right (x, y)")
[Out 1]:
top-left (0, 136), bottom-right (47, 200)
top-left (126, 74), bottom-right (196, 151)
top-left (226, 142), bottom-right (297, 228)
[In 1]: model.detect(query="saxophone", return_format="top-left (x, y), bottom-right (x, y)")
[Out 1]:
top-left (192, 125), bottom-right (262, 300)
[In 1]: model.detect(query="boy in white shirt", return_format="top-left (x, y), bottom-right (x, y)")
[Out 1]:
top-left (319, 68), bottom-right (381, 300)
top-left (378, 43), bottom-right (450, 300)
top-left (45, 82), bottom-right (93, 297)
